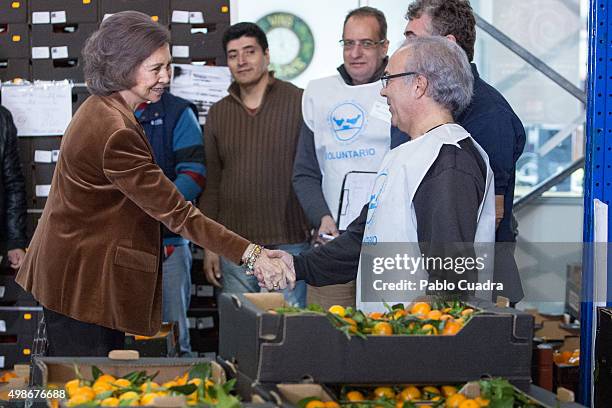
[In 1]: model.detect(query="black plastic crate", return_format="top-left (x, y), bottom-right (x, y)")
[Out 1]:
top-left (170, 23), bottom-right (227, 59)
top-left (0, 334), bottom-right (34, 369)
top-left (29, 0), bottom-right (98, 24)
top-left (0, 58), bottom-right (30, 82)
top-left (188, 308), bottom-right (219, 354)
top-left (99, 0), bottom-right (169, 25)
top-left (0, 306), bottom-right (41, 336)
top-left (170, 0), bottom-right (230, 24)
top-left (0, 24), bottom-right (29, 59)
top-left (250, 382), bottom-right (586, 408)
top-left (124, 322), bottom-right (179, 357)
top-left (0, 1), bottom-right (27, 25)
top-left (0, 275), bottom-right (36, 306)
top-left (31, 59), bottom-right (82, 82)
top-left (219, 293), bottom-right (533, 388)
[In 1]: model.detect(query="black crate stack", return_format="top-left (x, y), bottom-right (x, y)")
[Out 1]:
top-left (0, 0), bottom-right (230, 83)
top-left (1, 0), bottom-right (230, 365)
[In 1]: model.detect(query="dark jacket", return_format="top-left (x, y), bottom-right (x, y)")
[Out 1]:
top-left (0, 105), bottom-right (27, 251)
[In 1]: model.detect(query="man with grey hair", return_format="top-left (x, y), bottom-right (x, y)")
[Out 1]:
top-left (265, 37), bottom-right (496, 310)
top-left (400, 0), bottom-right (526, 303)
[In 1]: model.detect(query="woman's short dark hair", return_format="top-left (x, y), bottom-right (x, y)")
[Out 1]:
top-left (83, 11), bottom-right (170, 96)
top-left (222, 22), bottom-right (268, 55)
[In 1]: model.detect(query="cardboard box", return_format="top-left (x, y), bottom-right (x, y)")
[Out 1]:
top-left (170, 0), bottom-right (230, 25)
top-left (219, 293), bottom-right (534, 388)
top-left (0, 58), bottom-right (30, 81)
top-left (29, 0), bottom-right (98, 24)
top-left (0, 1), bottom-right (28, 24)
top-left (526, 309), bottom-right (576, 341)
top-left (99, 0), bottom-right (169, 25)
top-left (0, 24), bottom-right (29, 59)
top-left (170, 23), bottom-right (227, 59)
top-left (0, 306), bottom-right (42, 336)
top-left (33, 356), bottom-right (226, 407)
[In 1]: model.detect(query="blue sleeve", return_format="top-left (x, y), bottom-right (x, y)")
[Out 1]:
top-left (173, 108), bottom-right (206, 201)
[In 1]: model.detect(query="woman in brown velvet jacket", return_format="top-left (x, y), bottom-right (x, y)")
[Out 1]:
top-left (15, 11), bottom-right (292, 356)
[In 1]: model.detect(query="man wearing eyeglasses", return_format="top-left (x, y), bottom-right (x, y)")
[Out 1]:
top-left (264, 36), bottom-right (496, 310)
top-left (397, 0), bottom-right (526, 303)
top-left (293, 6), bottom-right (406, 309)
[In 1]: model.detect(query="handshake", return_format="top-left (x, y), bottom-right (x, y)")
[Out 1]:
top-left (249, 249), bottom-right (297, 291)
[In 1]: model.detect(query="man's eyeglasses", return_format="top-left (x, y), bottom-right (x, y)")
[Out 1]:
top-left (339, 39), bottom-right (386, 50)
top-left (380, 72), bottom-right (419, 88)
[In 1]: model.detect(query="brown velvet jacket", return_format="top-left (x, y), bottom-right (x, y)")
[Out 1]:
top-left (15, 93), bottom-right (249, 336)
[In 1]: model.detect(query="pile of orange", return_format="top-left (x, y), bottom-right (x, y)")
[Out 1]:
top-left (553, 349), bottom-right (580, 366)
top-left (341, 385), bottom-right (489, 407)
top-left (51, 363), bottom-right (223, 407)
top-left (304, 400), bottom-right (341, 408)
top-left (327, 301), bottom-right (475, 337)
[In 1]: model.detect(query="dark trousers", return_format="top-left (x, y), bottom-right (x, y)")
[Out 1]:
top-left (43, 308), bottom-right (125, 356)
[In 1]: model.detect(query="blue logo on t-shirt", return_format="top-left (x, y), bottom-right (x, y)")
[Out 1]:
top-left (328, 102), bottom-right (366, 143)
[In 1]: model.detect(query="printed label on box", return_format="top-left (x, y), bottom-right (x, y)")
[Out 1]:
top-left (197, 316), bottom-right (214, 329)
top-left (171, 10), bottom-right (189, 23)
top-left (0, 286), bottom-right (4, 298)
top-left (189, 12), bottom-right (204, 24)
top-left (32, 47), bottom-right (50, 59)
top-left (196, 285), bottom-right (214, 297)
top-left (0, 356), bottom-right (4, 368)
top-left (51, 46), bottom-right (69, 59)
top-left (188, 317), bottom-right (196, 329)
top-left (0, 320), bottom-right (5, 332)
top-left (35, 185), bottom-right (51, 197)
top-left (34, 150), bottom-right (53, 163)
top-left (52, 150), bottom-right (60, 162)
top-left (32, 11), bottom-right (51, 24)
top-left (172, 45), bottom-right (190, 58)
top-left (50, 11), bottom-right (67, 24)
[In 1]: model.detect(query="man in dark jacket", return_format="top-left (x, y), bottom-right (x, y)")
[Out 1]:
top-left (397, 0), bottom-right (527, 302)
top-left (0, 105), bottom-right (27, 269)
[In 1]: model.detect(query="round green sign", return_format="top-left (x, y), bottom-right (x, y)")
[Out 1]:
top-left (257, 12), bottom-right (315, 80)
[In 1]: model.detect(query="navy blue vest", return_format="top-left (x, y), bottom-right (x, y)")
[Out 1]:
top-left (137, 92), bottom-right (198, 243)
top-left (137, 92), bottom-right (198, 180)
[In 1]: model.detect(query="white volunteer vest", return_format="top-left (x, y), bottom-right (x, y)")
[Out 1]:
top-left (356, 124), bottom-right (496, 313)
top-left (302, 75), bottom-right (391, 221)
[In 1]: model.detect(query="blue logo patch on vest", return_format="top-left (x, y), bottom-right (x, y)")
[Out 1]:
top-left (328, 102), bottom-right (366, 143)
top-left (366, 170), bottom-right (388, 226)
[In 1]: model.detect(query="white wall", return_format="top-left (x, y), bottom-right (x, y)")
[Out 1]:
top-left (230, 0), bottom-right (360, 88)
